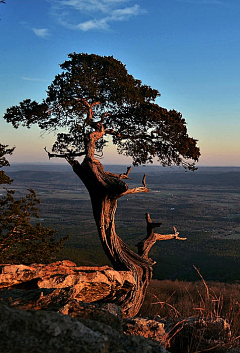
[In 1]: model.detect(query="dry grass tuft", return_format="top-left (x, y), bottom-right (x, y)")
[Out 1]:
top-left (140, 266), bottom-right (240, 352)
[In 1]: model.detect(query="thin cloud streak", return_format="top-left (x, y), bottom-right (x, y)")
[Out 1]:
top-left (21, 77), bottom-right (49, 82)
top-left (50, 0), bottom-right (145, 31)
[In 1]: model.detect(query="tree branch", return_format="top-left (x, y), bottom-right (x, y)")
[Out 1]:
top-left (119, 166), bottom-right (132, 180)
top-left (74, 98), bottom-right (101, 122)
top-left (74, 98), bottom-right (100, 108)
top-left (119, 174), bottom-right (150, 197)
top-left (105, 128), bottom-right (121, 138)
top-left (137, 213), bottom-right (187, 260)
top-left (44, 147), bottom-right (85, 160)
top-left (105, 166), bottom-right (132, 181)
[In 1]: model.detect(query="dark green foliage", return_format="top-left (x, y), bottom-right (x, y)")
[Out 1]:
top-left (3, 99), bottom-right (48, 130)
top-left (0, 189), bottom-right (67, 264)
top-left (4, 53), bottom-right (200, 170)
top-left (0, 144), bottom-right (69, 264)
top-left (0, 144), bottom-right (14, 184)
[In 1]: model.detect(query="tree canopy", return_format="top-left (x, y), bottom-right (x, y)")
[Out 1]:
top-left (4, 53), bottom-right (200, 169)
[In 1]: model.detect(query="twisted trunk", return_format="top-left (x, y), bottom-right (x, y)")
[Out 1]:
top-left (70, 157), bottom-right (153, 317)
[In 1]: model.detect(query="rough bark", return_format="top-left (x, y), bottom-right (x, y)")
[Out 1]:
top-left (68, 158), bottom-right (148, 316)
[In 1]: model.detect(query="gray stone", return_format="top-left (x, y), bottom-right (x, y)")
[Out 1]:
top-left (123, 317), bottom-right (166, 344)
top-left (0, 304), bottom-right (108, 353)
top-left (0, 304), bottom-right (169, 353)
top-left (59, 301), bottom-right (123, 332)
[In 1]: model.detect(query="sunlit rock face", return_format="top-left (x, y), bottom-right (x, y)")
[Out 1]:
top-left (0, 260), bottom-right (135, 310)
top-left (0, 261), bottom-right (235, 352)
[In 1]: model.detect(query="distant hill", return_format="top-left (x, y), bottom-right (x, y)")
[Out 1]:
top-left (5, 164), bottom-right (240, 188)
top-left (6, 163), bottom-right (240, 174)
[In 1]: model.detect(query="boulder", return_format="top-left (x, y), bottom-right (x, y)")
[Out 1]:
top-left (0, 303), bottom-right (108, 353)
top-left (0, 303), bottom-right (169, 353)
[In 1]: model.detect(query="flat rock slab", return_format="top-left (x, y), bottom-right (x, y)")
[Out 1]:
top-left (0, 261), bottom-right (135, 309)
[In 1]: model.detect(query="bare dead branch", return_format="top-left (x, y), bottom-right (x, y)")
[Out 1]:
top-left (91, 101), bottom-right (101, 107)
top-left (142, 174), bottom-right (147, 188)
top-left (120, 185), bottom-right (150, 197)
top-left (137, 213), bottom-right (187, 259)
top-left (104, 167), bottom-right (132, 181)
top-left (155, 227), bottom-right (187, 241)
top-left (119, 173), bottom-right (150, 197)
top-left (119, 166), bottom-right (132, 180)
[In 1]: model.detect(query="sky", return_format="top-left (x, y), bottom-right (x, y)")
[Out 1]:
top-left (0, 0), bottom-right (239, 167)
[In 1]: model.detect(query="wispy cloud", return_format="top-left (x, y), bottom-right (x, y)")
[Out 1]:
top-left (32, 28), bottom-right (50, 38)
top-left (21, 77), bottom-right (48, 82)
top-left (58, 0), bottom-right (130, 13)
top-left (50, 0), bottom-right (145, 31)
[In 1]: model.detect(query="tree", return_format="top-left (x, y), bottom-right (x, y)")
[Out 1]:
top-left (3, 53), bottom-right (200, 316)
top-left (0, 143), bottom-right (69, 264)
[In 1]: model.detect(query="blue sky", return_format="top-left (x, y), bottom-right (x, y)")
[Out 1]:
top-left (0, 0), bottom-right (239, 166)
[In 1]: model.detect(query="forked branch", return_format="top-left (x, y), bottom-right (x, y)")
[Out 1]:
top-left (137, 213), bottom-right (187, 259)
top-left (105, 166), bottom-right (132, 181)
top-left (74, 98), bottom-right (101, 121)
top-left (119, 166), bottom-right (132, 180)
top-left (120, 174), bottom-right (150, 197)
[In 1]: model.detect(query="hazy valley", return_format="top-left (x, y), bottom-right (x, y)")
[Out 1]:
top-left (3, 163), bottom-right (240, 283)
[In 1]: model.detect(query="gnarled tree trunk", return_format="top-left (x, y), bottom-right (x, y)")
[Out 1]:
top-left (66, 156), bottom-right (185, 317)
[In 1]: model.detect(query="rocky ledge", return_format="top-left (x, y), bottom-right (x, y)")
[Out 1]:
top-left (0, 260), bottom-right (136, 309)
top-left (0, 261), bottom-right (236, 352)
top-left (0, 302), bottom-right (169, 353)
top-left (0, 260), bottom-right (169, 352)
